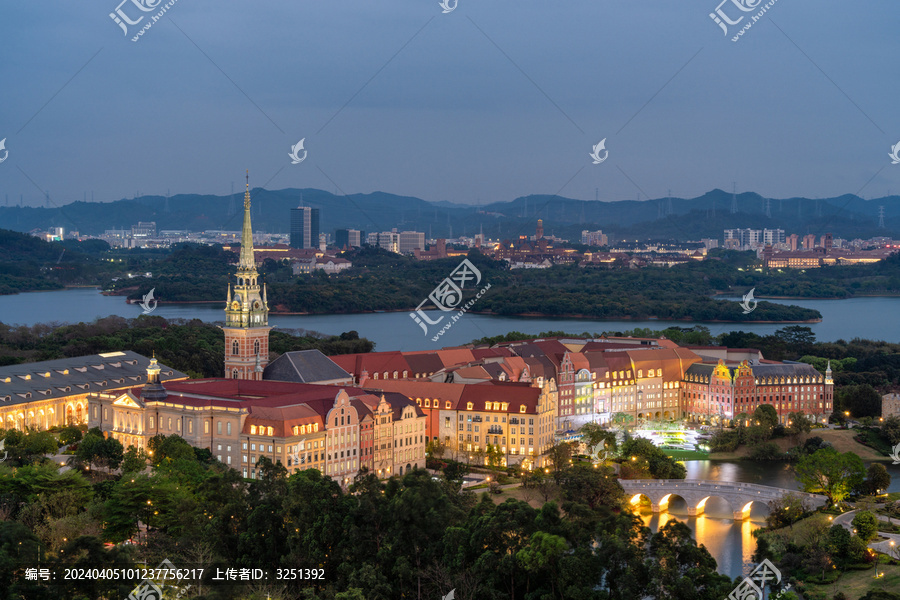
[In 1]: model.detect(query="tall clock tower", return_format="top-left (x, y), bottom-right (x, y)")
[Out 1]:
top-left (223, 173), bottom-right (271, 380)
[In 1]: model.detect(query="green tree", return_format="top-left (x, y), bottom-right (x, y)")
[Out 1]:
top-left (516, 531), bottom-right (568, 598)
top-left (58, 425), bottom-right (83, 446)
top-left (579, 422), bottom-right (618, 456)
top-left (882, 415), bottom-right (900, 445)
top-left (753, 404), bottom-right (779, 429)
top-left (425, 439), bottom-right (447, 460)
top-left (765, 493), bottom-right (809, 530)
top-left (851, 510), bottom-right (879, 543)
top-left (147, 433), bottom-right (196, 465)
top-left (827, 524), bottom-right (852, 564)
top-left (786, 411), bottom-right (812, 443)
top-left (620, 437), bottom-right (687, 479)
top-left (121, 446), bottom-right (148, 474)
top-left (866, 463), bottom-right (891, 495)
top-left (795, 447), bottom-right (866, 505)
top-left (646, 520), bottom-right (734, 600)
top-left (560, 465), bottom-right (624, 510)
top-left (546, 442), bottom-right (575, 483)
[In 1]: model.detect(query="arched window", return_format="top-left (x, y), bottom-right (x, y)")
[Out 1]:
top-left (227, 422), bottom-right (232, 435)
top-left (232, 369), bottom-right (239, 379)
top-left (232, 340), bottom-right (240, 355)
top-left (254, 340), bottom-right (260, 355)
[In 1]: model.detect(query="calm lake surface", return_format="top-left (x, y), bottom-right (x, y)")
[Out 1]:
top-left (1, 289), bottom-right (899, 350)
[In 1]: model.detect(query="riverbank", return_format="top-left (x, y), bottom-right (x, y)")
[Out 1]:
top-left (709, 429), bottom-right (889, 462)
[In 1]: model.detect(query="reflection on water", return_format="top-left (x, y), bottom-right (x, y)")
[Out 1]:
top-left (639, 500), bottom-right (767, 580)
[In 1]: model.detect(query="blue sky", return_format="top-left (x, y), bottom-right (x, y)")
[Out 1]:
top-left (0, 0), bottom-right (897, 209)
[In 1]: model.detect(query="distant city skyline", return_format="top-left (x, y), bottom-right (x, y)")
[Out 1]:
top-left (0, 1), bottom-right (897, 210)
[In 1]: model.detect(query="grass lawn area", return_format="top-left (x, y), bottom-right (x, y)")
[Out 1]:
top-left (710, 429), bottom-right (889, 461)
top-left (664, 449), bottom-right (710, 461)
top-left (803, 564), bottom-right (900, 600)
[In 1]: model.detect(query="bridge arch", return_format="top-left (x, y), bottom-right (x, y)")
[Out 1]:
top-left (619, 479), bottom-right (827, 521)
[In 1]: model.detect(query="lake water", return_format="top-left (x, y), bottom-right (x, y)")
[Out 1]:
top-left (1, 289), bottom-right (899, 350)
top-left (1, 289), bottom-right (899, 577)
top-left (645, 460), bottom-right (900, 579)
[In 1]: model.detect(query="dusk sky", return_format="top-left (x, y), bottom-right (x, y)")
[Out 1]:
top-left (0, 0), bottom-right (898, 209)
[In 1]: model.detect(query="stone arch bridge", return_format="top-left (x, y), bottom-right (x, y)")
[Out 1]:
top-left (620, 479), bottom-right (828, 521)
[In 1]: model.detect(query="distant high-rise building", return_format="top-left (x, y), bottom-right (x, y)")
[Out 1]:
top-left (802, 234), bottom-right (816, 249)
top-left (536, 219), bottom-right (544, 240)
top-left (581, 230), bottom-right (608, 246)
top-left (398, 231), bottom-right (425, 254)
top-left (787, 234), bottom-right (799, 251)
top-left (335, 229), bottom-right (362, 249)
top-left (762, 229), bottom-right (785, 246)
top-left (366, 231), bottom-right (400, 253)
top-left (132, 222), bottom-right (157, 238)
top-left (723, 228), bottom-right (762, 250)
top-left (290, 206), bottom-right (320, 249)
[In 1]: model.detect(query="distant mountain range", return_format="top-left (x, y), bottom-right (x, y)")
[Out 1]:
top-left (0, 188), bottom-right (898, 243)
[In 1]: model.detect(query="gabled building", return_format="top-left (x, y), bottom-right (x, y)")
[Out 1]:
top-left (264, 349), bottom-right (353, 385)
top-left (682, 359), bottom-right (832, 425)
top-left (0, 351), bottom-right (185, 431)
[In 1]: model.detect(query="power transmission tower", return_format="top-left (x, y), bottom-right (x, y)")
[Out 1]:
top-left (731, 183), bottom-right (738, 214)
top-left (765, 198), bottom-right (771, 218)
top-left (878, 205), bottom-right (886, 228)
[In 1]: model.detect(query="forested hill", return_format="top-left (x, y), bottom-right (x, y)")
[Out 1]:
top-left (2, 188), bottom-right (899, 242)
top-left (112, 246), bottom-right (824, 323)
top-left (0, 229), bottom-right (117, 295)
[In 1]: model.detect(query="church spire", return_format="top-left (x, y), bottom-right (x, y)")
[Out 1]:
top-left (239, 171), bottom-right (255, 270)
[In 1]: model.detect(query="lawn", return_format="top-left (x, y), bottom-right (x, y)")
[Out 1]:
top-left (803, 563), bottom-right (900, 600)
top-left (664, 449), bottom-right (710, 461)
top-left (710, 429), bottom-right (889, 461)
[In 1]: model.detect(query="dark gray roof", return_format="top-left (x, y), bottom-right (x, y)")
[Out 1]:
top-left (0, 351), bottom-right (186, 407)
top-left (263, 350), bottom-right (353, 384)
top-left (685, 361), bottom-right (823, 383)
